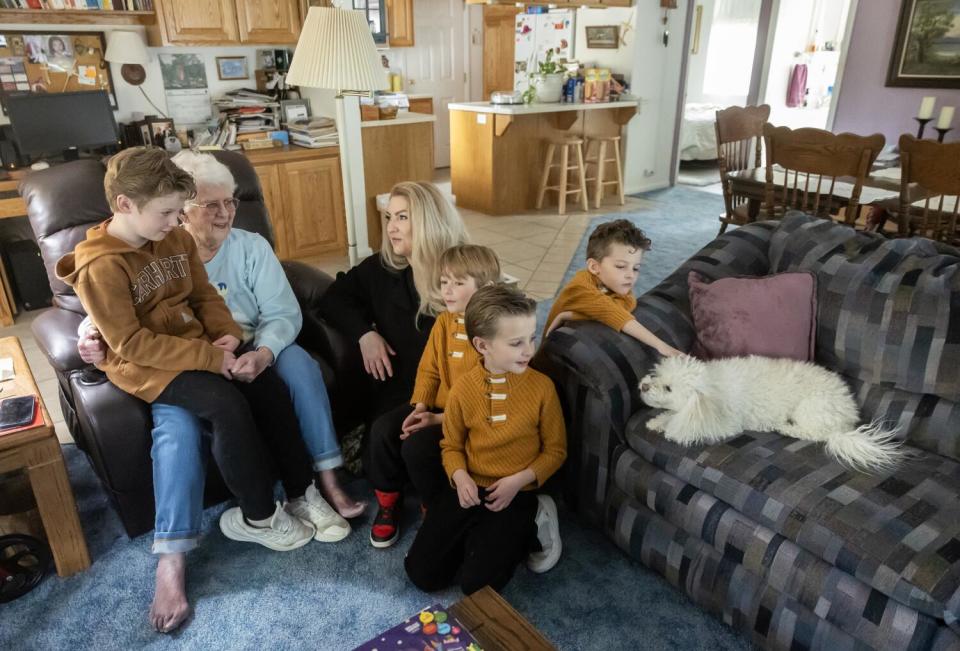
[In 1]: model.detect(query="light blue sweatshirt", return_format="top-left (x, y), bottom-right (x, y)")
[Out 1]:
top-left (204, 228), bottom-right (301, 359)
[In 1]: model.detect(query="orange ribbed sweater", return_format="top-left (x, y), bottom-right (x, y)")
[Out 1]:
top-left (441, 364), bottom-right (567, 489)
top-left (410, 311), bottom-right (480, 409)
top-left (543, 269), bottom-right (637, 338)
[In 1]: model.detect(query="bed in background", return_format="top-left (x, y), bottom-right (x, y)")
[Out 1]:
top-left (679, 102), bottom-right (723, 161)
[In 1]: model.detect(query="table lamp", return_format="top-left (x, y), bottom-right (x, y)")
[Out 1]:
top-left (104, 30), bottom-right (167, 118)
top-left (287, 6), bottom-right (388, 266)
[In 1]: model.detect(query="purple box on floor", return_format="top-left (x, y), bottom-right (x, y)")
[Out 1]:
top-left (353, 603), bottom-right (482, 651)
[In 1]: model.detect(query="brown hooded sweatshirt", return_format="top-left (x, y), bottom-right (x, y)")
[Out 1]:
top-left (57, 220), bottom-right (242, 403)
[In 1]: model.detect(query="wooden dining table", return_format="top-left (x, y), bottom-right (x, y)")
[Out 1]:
top-left (725, 165), bottom-right (949, 234)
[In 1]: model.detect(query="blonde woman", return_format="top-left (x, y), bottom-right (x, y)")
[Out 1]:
top-left (318, 182), bottom-right (468, 543)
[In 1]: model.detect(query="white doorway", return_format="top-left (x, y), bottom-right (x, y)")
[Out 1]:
top-left (384, 0), bottom-right (465, 168)
top-left (757, 0), bottom-right (855, 131)
top-left (677, 0), bottom-right (764, 187)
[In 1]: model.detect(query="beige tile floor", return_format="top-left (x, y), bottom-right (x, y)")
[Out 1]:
top-left (0, 167), bottom-right (653, 445)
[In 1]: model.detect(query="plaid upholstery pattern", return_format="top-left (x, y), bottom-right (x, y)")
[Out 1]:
top-left (537, 214), bottom-right (960, 649)
top-left (769, 213), bottom-right (960, 461)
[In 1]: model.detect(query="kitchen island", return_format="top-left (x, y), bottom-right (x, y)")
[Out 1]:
top-left (449, 100), bottom-right (638, 215)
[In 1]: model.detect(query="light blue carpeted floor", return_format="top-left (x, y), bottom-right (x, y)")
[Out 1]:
top-left (2, 187), bottom-right (745, 651)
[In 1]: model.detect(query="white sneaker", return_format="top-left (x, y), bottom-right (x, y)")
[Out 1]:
top-left (219, 501), bottom-right (315, 551)
top-left (527, 494), bottom-right (562, 573)
top-left (286, 483), bottom-right (351, 542)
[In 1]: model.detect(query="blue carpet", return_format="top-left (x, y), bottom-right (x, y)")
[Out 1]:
top-left (3, 187), bottom-right (746, 650)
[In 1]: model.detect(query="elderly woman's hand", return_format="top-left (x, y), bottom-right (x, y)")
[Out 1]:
top-left (231, 347), bottom-right (274, 383)
top-left (359, 331), bottom-right (396, 381)
top-left (78, 325), bottom-right (106, 365)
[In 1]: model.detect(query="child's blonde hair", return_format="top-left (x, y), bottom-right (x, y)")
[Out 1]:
top-left (381, 182), bottom-right (469, 319)
top-left (104, 146), bottom-right (196, 212)
top-left (439, 244), bottom-right (501, 288)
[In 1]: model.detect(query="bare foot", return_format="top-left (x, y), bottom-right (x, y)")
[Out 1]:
top-left (149, 553), bottom-right (191, 634)
top-left (319, 470), bottom-right (367, 519)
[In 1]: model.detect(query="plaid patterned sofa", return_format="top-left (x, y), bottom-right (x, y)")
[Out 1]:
top-left (535, 212), bottom-right (960, 651)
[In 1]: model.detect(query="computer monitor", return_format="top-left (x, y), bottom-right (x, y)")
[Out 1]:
top-left (6, 90), bottom-right (120, 160)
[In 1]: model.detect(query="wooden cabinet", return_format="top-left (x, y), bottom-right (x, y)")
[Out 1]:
top-left (408, 97), bottom-right (434, 114)
top-left (386, 0), bottom-right (415, 47)
top-left (483, 6), bottom-right (521, 101)
top-left (149, 0), bottom-right (300, 46)
top-left (248, 147), bottom-right (348, 260)
top-left (236, 0), bottom-right (302, 44)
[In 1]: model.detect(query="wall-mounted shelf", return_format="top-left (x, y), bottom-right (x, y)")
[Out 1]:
top-left (0, 9), bottom-right (156, 26)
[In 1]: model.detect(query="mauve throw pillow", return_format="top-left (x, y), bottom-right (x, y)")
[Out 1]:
top-left (688, 271), bottom-right (817, 361)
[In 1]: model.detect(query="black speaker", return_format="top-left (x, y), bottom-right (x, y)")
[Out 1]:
top-left (2, 240), bottom-right (52, 311)
top-left (0, 125), bottom-right (27, 170)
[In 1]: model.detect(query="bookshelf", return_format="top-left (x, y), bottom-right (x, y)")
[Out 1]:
top-left (0, 9), bottom-right (155, 26)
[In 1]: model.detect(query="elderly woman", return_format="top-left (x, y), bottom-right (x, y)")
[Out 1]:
top-left (317, 181), bottom-right (468, 547)
top-left (79, 151), bottom-right (362, 632)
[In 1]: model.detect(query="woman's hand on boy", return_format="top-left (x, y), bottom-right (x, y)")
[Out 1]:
top-left (359, 331), bottom-right (396, 381)
top-left (452, 469), bottom-right (480, 509)
top-left (219, 350), bottom-right (237, 380)
top-left (484, 469), bottom-right (534, 511)
top-left (78, 326), bottom-right (106, 365)
top-left (231, 347), bottom-right (274, 382)
top-left (400, 403), bottom-right (443, 439)
top-left (212, 334), bottom-right (241, 353)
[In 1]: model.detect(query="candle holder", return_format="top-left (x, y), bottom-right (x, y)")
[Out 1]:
top-left (935, 127), bottom-right (952, 143)
top-left (915, 116), bottom-right (933, 139)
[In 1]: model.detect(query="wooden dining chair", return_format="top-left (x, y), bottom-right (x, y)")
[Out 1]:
top-left (715, 104), bottom-right (770, 235)
top-left (762, 124), bottom-right (885, 225)
top-left (897, 135), bottom-right (960, 242)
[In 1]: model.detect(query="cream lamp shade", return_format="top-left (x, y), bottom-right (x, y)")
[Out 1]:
top-left (104, 31), bottom-right (150, 86)
top-left (286, 7), bottom-right (388, 93)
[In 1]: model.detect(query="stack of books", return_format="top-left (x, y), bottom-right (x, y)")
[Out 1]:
top-left (287, 117), bottom-right (338, 149)
top-left (212, 89), bottom-right (281, 149)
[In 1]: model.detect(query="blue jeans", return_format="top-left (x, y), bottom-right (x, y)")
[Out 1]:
top-left (274, 344), bottom-right (343, 472)
top-left (150, 403), bottom-right (207, 555)
top-left (150, 345), bottom-right (343, 553)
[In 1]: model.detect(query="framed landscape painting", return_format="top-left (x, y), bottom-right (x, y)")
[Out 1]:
top-left (887, 0), bottom-right (960, 88)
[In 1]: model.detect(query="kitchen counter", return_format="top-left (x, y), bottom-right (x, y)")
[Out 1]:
top-left (361, 112), bottom-right (437, 128)
top-left (450, 99), bottom-right (640, 215)
top-left (447, 99), bottom-right (639, 116)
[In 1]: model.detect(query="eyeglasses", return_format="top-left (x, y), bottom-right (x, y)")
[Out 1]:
top-left (185, 198), bottom-right (240, 213)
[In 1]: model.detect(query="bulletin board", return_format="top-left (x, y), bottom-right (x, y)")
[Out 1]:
top-left (0, 31), bottom-right (117, 114)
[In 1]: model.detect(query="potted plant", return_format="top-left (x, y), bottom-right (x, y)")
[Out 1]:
top-left (530, 49), bottom-right (565, 103)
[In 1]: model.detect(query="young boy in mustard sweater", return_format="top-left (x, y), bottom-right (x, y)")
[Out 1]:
top-left (544, 219), bottom-right (682, 357)
top-left (368, 245), bottom-right (501, 548)
top-left (404, 285), bottom-right (567, 594)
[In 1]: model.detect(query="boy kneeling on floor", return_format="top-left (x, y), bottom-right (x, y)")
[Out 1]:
top-left (404, 284), bottom-right (567, 594)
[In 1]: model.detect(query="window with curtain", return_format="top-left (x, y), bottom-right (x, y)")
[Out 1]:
top-left (702, 0), bottom-right (762, 98)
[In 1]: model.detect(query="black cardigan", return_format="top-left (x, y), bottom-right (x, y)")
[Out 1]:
top-left (318, 254), bottom-right (435, 415)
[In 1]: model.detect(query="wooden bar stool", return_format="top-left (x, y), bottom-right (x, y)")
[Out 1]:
top-left (536, 137), bottom-right (589, 215)
top-left (584, 135), bottom-right (625, 207)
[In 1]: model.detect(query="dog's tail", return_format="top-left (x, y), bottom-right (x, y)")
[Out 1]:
top-left (825, 422), bottom-right (905, 473)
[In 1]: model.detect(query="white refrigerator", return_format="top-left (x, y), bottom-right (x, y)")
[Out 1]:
top-left (514, 10), bottom-right (576, 91)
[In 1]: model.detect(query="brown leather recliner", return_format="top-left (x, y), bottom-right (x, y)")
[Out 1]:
top-left (21, 150), bottom-right (364, 538)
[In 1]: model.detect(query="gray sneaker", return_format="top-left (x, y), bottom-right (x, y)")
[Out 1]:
top-left (286, 483), bottom-right (351, 542)
top-left (219, 501), bottom-right (315, 551)
top-left (527, 494), bottom-right (562, 573)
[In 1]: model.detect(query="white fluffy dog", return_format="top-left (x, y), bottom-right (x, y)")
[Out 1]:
top-left (639, 355), bottom-right (904, 472)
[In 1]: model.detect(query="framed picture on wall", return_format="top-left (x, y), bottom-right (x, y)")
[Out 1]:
top-left (216, 56), bottom-right (249, 81)
top-left (887, 0), bottom-right (960, 88)
top-left (585, 26), bottom-right (619, 49)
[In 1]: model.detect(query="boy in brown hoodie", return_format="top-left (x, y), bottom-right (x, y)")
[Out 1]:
top-left (56, 147), bottom-right (335, 633)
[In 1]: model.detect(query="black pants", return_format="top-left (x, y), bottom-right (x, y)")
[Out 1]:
top-left (404, 486), bottom-right (537, 595)
top-left (366, 402), bottom-right (446, 504)
top-left (155, 367), bottom-right (313, 520)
